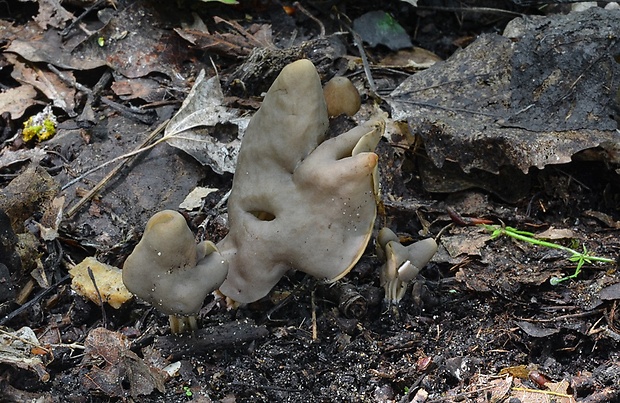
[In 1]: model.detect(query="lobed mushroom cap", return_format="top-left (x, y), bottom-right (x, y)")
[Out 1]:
top-left (216, 59), bottom-right (383, 303)
top-left (122, 210), bottom-right (228, 316)
top-left (378, 228), bottom-right (438, 303)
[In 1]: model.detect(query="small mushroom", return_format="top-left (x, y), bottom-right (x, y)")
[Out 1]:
top-left (323, 76), bottom-right (362, 117)
top-left (377, 228), bottom-right (437, 303)
top-left (122, 210), bottom-right (228, 333)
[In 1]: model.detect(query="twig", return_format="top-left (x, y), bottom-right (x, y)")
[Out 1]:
top-left (0, 274), bottom-right (71, 326)
top-left (0, 328), bottom-right (51, 354)
top-left (49, 64), bottom-right (153, 123)
top-left (87, 267), bottom-right (107, 329)
top-left (293, 2), bottom-right (325, 37)
top-left (60, 0), bottom-right (107, 37)
top-left (414, 5), bottom-right (524, 18)
top-left (64, 119), bottom-right (169, 217)
top-left (349, 27), bottom-right (377, 95)
top-left (326, 13), bottom-right (377, 94)
top-left (390, 99), bottom-right (501, 117)
top-left (512, 387), bottom-right (572, 398)
top-left (311, 290), bottom-right (318, 342)
top-left (446, 206), bottom-right (494, 226)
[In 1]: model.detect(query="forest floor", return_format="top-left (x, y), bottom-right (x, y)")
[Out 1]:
top-left (1, 1), bottom-right (619, 402)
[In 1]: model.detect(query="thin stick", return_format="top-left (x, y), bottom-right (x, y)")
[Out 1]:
top-left (60, 0), bottom-right (106, 37)
top-left (349, 27), bottom-right (377, 95)
top-left (64, 119), bottom-right (169, 217)
top-left (311, 290), bottom-right (318, 342)
top-left (293, 2), bottom-right (325, 37)
top-left (0, 274), bottom-right (71, 326)
top-left (87, 266), bottom-right (107, 329)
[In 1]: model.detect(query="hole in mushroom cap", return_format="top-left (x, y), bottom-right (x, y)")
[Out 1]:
top-left (249, 211), bottom-right (276, 221)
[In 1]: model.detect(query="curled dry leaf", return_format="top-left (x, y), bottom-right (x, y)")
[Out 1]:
top-left (165, 69), bottom-right (248, 174)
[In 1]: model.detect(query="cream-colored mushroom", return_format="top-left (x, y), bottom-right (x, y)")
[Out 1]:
top-left (377, 227), bottom-right (437, 303)
top-left (122, 210), bottom-right (228, 333)
top-left (215, 59), bottom-right (384, 303)
top-left (323, 76), bottom-right (362, 117)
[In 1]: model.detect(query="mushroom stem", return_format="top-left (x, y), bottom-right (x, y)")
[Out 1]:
top-left (169, 315), bottom-right (198, 334)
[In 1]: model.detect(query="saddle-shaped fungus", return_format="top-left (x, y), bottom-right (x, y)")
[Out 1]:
top-left (122, 210), bottom-right (228, 333)
top-left (216, 59), bottom-right (383, 303)
top-left (122, 59), bottom-right (384, 329)
top-left (377, 227), bottom-right (437, 303)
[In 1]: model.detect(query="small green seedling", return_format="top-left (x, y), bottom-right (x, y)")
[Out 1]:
top-left (199, 0), bottom-right (238, 4)
top-left (480, 224), bottom-right (615, 285)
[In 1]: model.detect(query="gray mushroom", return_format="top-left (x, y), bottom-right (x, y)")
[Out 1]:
top-left (122, 210), bottom-right (228, 333)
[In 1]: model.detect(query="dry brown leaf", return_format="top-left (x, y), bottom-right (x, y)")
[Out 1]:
top-left (34, 0), bottom-right (74, 30)
top-left (7, 54), bottom-right (76, 116)
top-left (111, 78), bottom-right (166, 102)
top-left (0, 85), bottom-right (38, 119)
top-left (82, 328), bottom-right (165, 398)
top-left (534, 227), bottom-right (578, 240)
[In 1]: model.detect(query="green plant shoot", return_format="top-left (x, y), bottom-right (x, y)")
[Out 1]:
top-left (480, 224), bottom-right (615, 285)
top-left (199, 0), bottom-right (238, 4)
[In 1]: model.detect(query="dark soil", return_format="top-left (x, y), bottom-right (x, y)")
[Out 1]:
top-left (1, 1), bottom-right (619, 402)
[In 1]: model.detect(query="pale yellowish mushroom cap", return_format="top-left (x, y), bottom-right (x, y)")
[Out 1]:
top-left (216, 59), bottom-right (383, 303)
top-left (323, 76), bottom-right (362, 117)
top-left (122, 210), bottom-right (228, 317)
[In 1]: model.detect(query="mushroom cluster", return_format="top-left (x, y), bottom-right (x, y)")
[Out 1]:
top-left (123, 59), bottom-right (436, 331)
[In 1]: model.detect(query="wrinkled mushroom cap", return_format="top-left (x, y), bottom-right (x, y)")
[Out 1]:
top-left (122, 210), bottom-right (228, 316)
top-left (216, 59), bottom-right (383, 303)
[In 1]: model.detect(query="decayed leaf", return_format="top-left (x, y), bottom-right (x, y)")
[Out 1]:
top-left (165, 69), bottom-right (248, 174)
top-left (515, 320), bottom-right (560, 338)
top-left (440, 231), bottom-right (490, 258)
top-left (387, 8), bottom-right (620, 175)
top-left (379, 47), bottom-right (442, 70)
top-left (82, 328), bottom-right (165, 398)
top-left (69, 257), bottom-right (133, 309)
top-left (0, 148), bottom-right (47, 170)
top-left (512, 377), bottom-right (576, 403)
top-left (175, 14), bottom-right (273, 59)
top-left (534, 227), bottom-right (578, 240)
top-left (7, 3), bottom-right (190, 83)
top-left (0, 327), bottom-right (51, 382)
top-left (111, 78), bottom-right (166, 102)
top-left (0, 85), bottom-right (38, 120)
top-left (34, 0), bottom-right (74, 30)
top-left (7, 54), bottom-right (76, 116)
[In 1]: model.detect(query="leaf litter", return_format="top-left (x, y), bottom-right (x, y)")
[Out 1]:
top-left (0, 1), bottom-right (619, 402)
